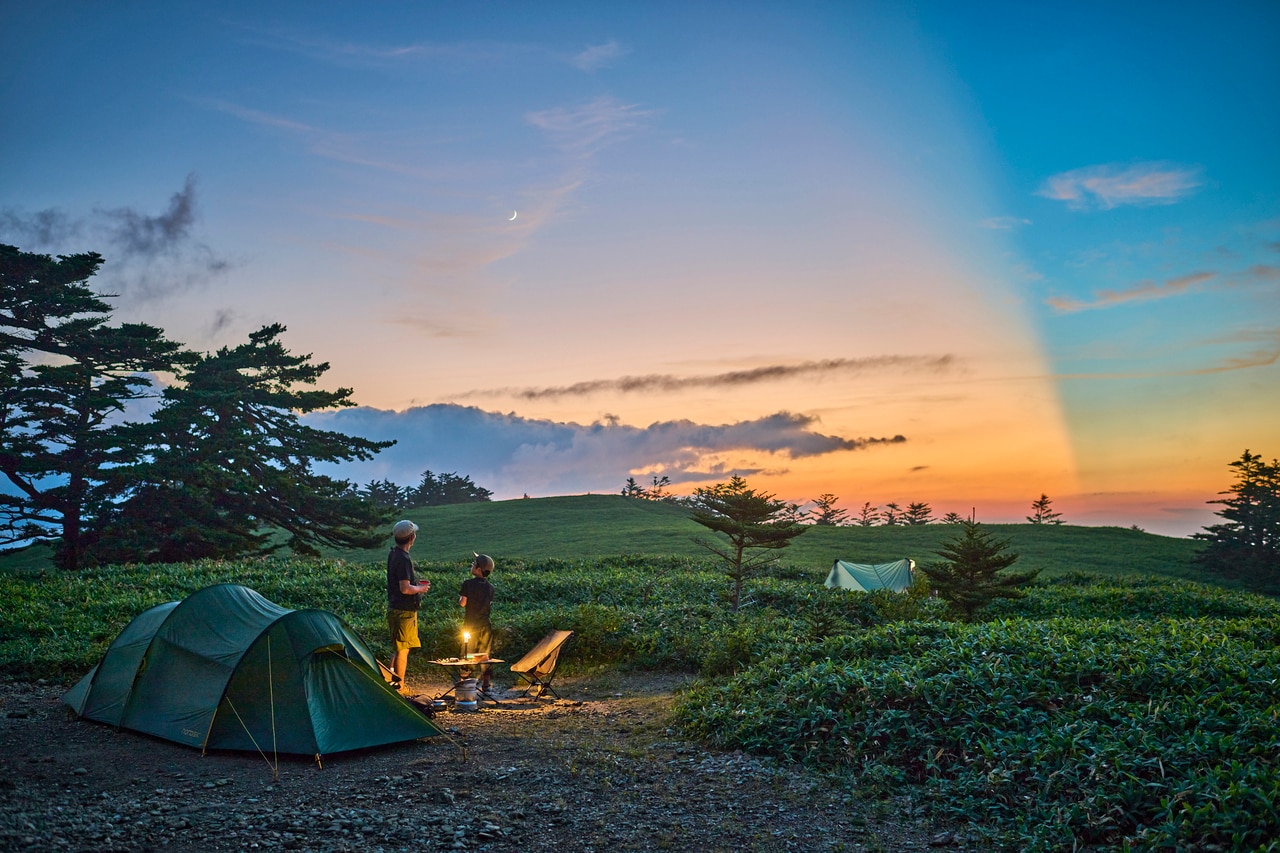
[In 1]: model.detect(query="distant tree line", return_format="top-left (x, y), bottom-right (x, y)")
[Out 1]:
top-left (621, 474), bottom-right (1069, 529)
top-left (1, 244), bottom-right (395, 569)
top-left (355, 470), bottom-right (492, 510)
top-left (621, 474), bottom-right (681, 503)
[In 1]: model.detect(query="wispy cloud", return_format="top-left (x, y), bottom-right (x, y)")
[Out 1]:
top-left (1038, 162), bottom-right (1203, 210)
top-left (453, 355), bottom-right (957, 400)
top-left (305, 404), bottom-right (906, 497)
top-left (979, 216), bottom-right (1032, 230)
top-left (0, 175), bottom-right (230, 302)
top-left (1240, 263), bottom-right (1280, 282)
top-left (1049, 328), bottom-right (1280, 379)
top-left (1047, 271), bottom-right (1215, 313)
top-left (205, 99), bottom-right (319, 134)
top-left (526, 95), bottom-right (657, 158)
top-left (570, 40), bottom-right (628, 71)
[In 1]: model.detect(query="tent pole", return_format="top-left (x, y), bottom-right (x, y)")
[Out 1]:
top-left (268, 635), bottom-right (279, 782)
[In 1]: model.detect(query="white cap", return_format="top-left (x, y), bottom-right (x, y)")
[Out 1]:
top-left (392, 520), bottom-right (418, 539)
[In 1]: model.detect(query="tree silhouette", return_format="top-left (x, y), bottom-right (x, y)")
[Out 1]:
top-left (1194, 450), bottom-right (1280, 589)
top-left (811, 493), bottom-right (848, 526)
top-left (410, 470), bottom-right (493, 506)
top-left (0, 245), bottom-right (188, 568)
top-left (95, 324), bottom-right (390, 563)
top-left (904, 501), bottom-right (933, 525)
top-left (1027, 494), bottom-right (1064, 525)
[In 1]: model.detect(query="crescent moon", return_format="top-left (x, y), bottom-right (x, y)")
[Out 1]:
top-left (509, 211), bottom-right (518, 221)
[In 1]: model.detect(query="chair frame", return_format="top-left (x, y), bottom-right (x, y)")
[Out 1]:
top-left (508, 629), bottom-right (574, 699)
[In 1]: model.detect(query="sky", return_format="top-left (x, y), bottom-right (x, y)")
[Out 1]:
top-left (3, 1), bottom-right (1278, 537)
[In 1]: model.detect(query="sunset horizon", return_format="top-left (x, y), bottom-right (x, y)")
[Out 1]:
top-left (4, 1), bottom-right (1276, 539)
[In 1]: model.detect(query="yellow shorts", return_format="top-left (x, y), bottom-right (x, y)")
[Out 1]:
top-left (387, 609), bottom-right (421, 651)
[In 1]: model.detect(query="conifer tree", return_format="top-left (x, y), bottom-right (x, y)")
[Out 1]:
top-left (96, 324), bottom-right (390, 562)
top-left (904, 501), bottom-right (934, 525)
top-left (1194, 450), bottom-right (1280, 588)
top-left (811, 493), bottom-right (848, 526)
top-left (0, 245), bottom-right (188, 568)
top-left (919, 520), bottom-right (1039, 620)
top-left (1027, 493), bottom-right (1064, 524)
top-left (689, 476), bottom-right (807, 611)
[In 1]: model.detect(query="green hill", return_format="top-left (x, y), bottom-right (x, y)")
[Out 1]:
top-left (323, 494), bottom-right (1205, 580)
top-left (4, 493), bottom-right (1207, 580)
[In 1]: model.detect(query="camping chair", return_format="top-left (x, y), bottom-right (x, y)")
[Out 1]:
top-left (509, 630), bottom-right (574, 699)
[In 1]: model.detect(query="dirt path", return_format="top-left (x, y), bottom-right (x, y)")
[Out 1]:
top-left (0, 672), bottom-right (958, 852)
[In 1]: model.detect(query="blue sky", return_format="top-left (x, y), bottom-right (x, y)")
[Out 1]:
top-left (3, 1), bottom-right (1277, 536)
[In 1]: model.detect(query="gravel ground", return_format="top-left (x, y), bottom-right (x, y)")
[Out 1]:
top-left (0, 672), bottom-right (970, 852)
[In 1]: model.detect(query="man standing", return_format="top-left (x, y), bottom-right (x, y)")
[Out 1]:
top-left (387, 519), bottom-right (430, 693)
top-left (458, 554), bottom-right (495, 693)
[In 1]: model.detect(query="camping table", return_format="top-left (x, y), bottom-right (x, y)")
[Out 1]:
top-left (425, 657), bottom-right (505, 705)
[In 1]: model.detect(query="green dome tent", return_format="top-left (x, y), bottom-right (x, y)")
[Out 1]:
top-left (824, 558), bottom-right (916, 592)
top-left (63, 584), bottom-right (441, 758)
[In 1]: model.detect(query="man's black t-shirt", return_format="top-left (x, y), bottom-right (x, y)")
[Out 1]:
top-left (460, 576), bottom-right (494, 624)
top-left (387, 548), bottom-right (420, 611)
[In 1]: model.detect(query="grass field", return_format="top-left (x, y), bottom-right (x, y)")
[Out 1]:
top-left (1, 493), bottom-right (1208, 581)
top-left (2, 494), bottom-right (1274, 851)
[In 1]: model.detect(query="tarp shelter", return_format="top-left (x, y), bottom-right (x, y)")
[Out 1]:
top-left (63, 583), bottom-right (442, 757)
top-left (824, 558), bottom-right (916, 593)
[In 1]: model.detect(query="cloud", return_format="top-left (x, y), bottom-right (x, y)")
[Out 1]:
top-left (304, 404), bottom-right (905, 498)
top-left (206, 99), bottom-right (319, 135)
top-left (1049, 327), bottom-right (1280, 379)
top-left (979, 216), bottom-right (1032, 230)
top-left (455, 355), bottom-right (957, 400)
top-left (526, 95), bottom-right (657, 158)
top-left (570, 40), bottom-right (627, 71)
top-left (0, 175), bottom-right (230, 301)
top-left (1241, 264), bottom-right (1280, 282)
top-left (1047, 271), bottom-right (1215, 313)
top-left (1037, 162), bottom-right (1203, 210)
top-left (102, 174), bottom-right (200, 257)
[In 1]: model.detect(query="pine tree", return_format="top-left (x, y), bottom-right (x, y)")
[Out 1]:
top-left (919, 520), bottom-right (1039, 620)
top-left (95, 324), bottom-right (391, 562)
top-left (904, 501), bottom-right (933, 525)
top-left (1027, 494), bottom-right (1064, 525)
top-left (811, 493), bottom-right (848, 526)
top-left (857, 501), bottom-right (880, 526)
top-left (0, 245), bottom-right (188, 568)
top-left (689, 476), bottom-right (807, 611)
top-left (1194, 450), bottom-right (1280, 588)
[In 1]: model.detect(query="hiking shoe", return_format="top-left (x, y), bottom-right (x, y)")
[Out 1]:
top-left (390, 677), bottom-right (404, 692)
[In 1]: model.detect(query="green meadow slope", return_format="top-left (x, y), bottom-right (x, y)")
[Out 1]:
top-left (2, 493), bottom-right (1205, 580)
top-left (325, 494), bottom-right (1206, 580)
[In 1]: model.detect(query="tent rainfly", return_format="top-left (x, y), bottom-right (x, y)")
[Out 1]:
top-left (824, 558), bottom-right (916, 593)
top-left (63, 583), bottom-right (442, 757)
